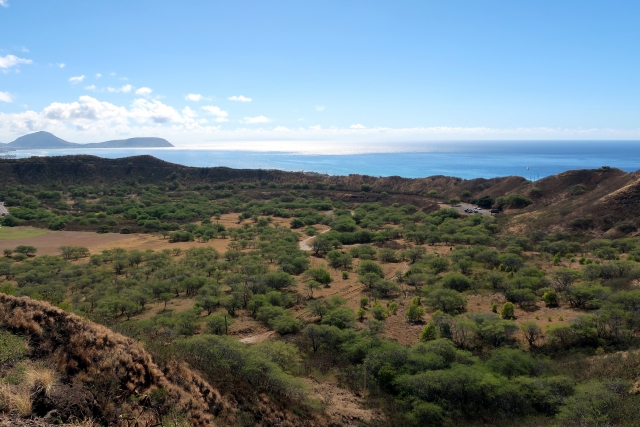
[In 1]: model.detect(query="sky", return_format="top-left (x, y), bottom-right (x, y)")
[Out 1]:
top-left (0, 0), bottom-right (639, 150)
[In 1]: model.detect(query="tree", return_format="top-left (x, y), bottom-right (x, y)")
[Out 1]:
top-left (14, 245), bottom-right (37, 256)
top-left (551, 269), bottom-right (582, 292)
top-left (371, 305), bottom-right (387, 321)
top-left (405, 246), bottom-right (427, 264)
top-left (159, 293), bottom-right (172, 311)
top-left (564, 283), bottom-right (610, 308)
top-left (405, 303), bottom-right (425, 323)
top-left (322, 307), bottom-right (356, 329)
top-left (500, 302), bottom-right (515, 319)
top-left (290, 218), bottom-right (305, 229)
top-left (428, 257), bottom-right (450, 274)
top-left (477, 196), bottom-right (494, 209)
top-left (441, 272), bottom-right (472, 292)
top-left (358, 260), bottom-right (384, 277)
top-left (420, 322), bottom-right (438, 341)
top-left (450, 316), bottom-right (478, 348)
top-left (426, 289), bottom-right (467, 314)
top-left (556, 381), bottom-right (623, 427)
top-left (305, 280), bottom-right (321, 298)
top-left (486, 348), bottom-right (538, 378)
top-left (520, 321), bottom-right (543, 347)
top-left (311, 235), bottom-right (332, 255)
top-left (207, 314), bottom-right (232, 335)
top-left (498, 254), bottom-right (523, 271)
top-left (542, 290), bottom-right (559, 307)
top-left (306, 267), bottom-right (332, 285)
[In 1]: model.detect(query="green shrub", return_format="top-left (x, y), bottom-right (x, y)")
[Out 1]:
top-left (500, 302), bottom-right (515, 319)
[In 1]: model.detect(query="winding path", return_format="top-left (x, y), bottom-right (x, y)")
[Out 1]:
top-left (299, 228), bottom-right (331, 251)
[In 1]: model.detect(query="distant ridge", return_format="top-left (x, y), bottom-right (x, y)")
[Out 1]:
top-left (2, 131), bottom-right (173, 149)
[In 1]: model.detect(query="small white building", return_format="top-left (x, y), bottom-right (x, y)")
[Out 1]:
top-left (0, 202), bottom-right (8, 216)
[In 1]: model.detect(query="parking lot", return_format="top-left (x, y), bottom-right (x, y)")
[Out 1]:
top-left (439, 202), bottom-right (492, 216)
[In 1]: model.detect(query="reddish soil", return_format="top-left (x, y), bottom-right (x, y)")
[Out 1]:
top-left (0, 231), bottom-right (137, 255)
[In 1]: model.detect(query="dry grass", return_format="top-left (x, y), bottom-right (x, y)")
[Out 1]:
top-left (24, 365), bottom-right (57, 396)
top-left (0, 383), bottom-right (32, 417)
top-left (0, 294), bottom-right (218, 426)
top-left (67, 419), bottom-right (99, 427)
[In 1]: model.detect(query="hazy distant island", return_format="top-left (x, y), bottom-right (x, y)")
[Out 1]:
top-left (0, 131), bottom-right (174, 150)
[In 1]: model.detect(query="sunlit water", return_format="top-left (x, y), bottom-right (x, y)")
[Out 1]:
top-left (7, 141), bottom-right (640, 180)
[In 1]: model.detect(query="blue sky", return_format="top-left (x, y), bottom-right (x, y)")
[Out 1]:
top-left (0, 0), bottom-right (639, 150)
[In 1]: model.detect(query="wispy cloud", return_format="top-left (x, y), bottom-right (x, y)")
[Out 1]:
top-left (185, 93), bottom-right (204, 101)
top-left (57, 63), bottom-right (65, 69)
top-left (242, 115), bottom-right (270, 124)
top-left (228, 95), bottom-right (252, 102)
top-left (350, 124), bottom-right (365, 129)
top-left (107, 84), bottom-right (133, 93)
top-left (69, 75), bottom-right (86, 84)
top-left (202, 106), bottom-right (229, 122)
top-left (0, 0), bottom-right (8, 8)
top-left (96, 73), bottom-right (102, 78)
top-left (84, 85), bottom-right (96, 91)
top-left (315, 106), bottom-right (325, 112)
top-left (0, 92), bottom-right (12, 103)
top-left (135, 87), bottom-right (153, 96)
top-left (0, 55), bottom-right (32, 71)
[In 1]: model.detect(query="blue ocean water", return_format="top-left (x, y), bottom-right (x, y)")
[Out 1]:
top-left (7, 141), bottom-right (640, 180)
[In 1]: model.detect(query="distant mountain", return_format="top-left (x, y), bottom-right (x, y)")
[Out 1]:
top-left (7, 132), bottom-right (75, 149)
top-left (91, 137), bottom-right (173, 148)
top-left (2, 131), bottom-right (173, 149)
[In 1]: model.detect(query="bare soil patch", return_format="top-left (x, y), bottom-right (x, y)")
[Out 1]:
top-left (134, 297), bottom-right (197, 321)
top-left (302, 377), bottom-right (382, 426)
top-left (0, 230), bottom-right (137, 255)
top-left (239, 330), bottom-right (276, 344)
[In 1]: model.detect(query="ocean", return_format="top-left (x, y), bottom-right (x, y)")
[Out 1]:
top-left (7, 141), bottom-right (640, 180)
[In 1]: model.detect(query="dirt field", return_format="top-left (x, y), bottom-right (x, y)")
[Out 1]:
top-left (0, 230), bottom-right (138, 255)
top-left (0, 226), bottom-right (50, 240)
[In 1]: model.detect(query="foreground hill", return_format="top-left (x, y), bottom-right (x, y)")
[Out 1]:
top-left (0, 294), bottom-right (333, 426)
top-left (2, 131), bottom-right (173, 149)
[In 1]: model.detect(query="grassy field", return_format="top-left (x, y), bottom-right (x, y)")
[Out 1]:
top-left (0, 226), bottom-right (50, 240)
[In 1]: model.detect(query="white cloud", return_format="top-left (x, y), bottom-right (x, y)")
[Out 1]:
top-left (96, 73), bottom-right (102, 78)
top-left (228, 95), bottom-right (252, 102)
top-left (0, 55), bottom-right (32, 70)
top-left (0, 0), bottom-right (8, 8)
top-left (69, 75), bottom-right (85, 84)
top-left (350, 124), bottom-right (365, 129)
top-left (315, 106), bottom-right (325, 112)
top-left (185, 93), bottom-right (204, 102)
top-left (243, 115), bottom-right (270, 124)
top-left (84, 85), bottom-right (96, 91)
top-left (57, 63), bottom-right (65, 69)
top-left (182, 106), bottom-right (198, 117)
top-left (135, 87), bottom-right (153, 96)
top-left (130, 98), bottom-right (182, 123)
top-left (107, 84), bottom-right (133, 93)
top-left (202, 106), bottom-right (229, 122)
top-left (0, 92), bottom-right (12, 103)
top-left (20, 47), bottom-right (29, 53)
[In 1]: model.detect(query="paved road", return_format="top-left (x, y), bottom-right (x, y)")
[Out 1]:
top-left (439, 202), bottom-right (492, 216)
